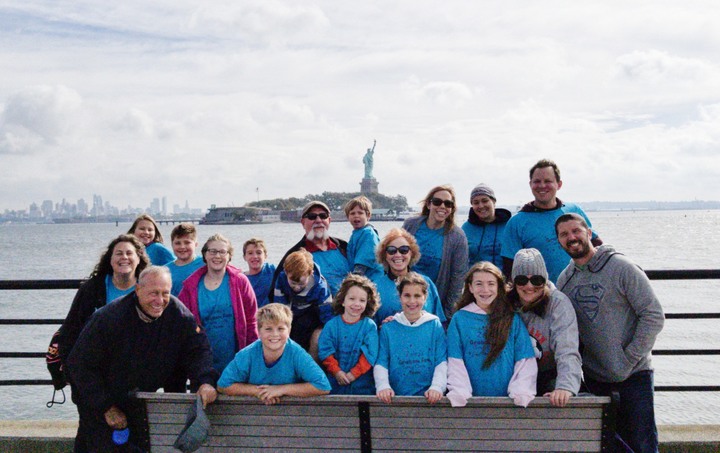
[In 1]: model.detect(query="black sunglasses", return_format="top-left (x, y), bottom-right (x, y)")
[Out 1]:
top-left (386, 245), bottom-right (411, 255)
top-left (430, 197), bottom-right (455, 208)
top-left (303, 212), bottom-right (329, 220)
top-left (513, 275), bottom-right (546, 287)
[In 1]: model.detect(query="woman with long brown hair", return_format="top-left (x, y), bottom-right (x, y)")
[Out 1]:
top-left (446, 262), bottom-right (537, 407)
top-left (402, 184), bottom-right (468, 321)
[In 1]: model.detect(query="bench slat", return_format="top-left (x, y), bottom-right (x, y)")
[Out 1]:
top-left (371, 415), bottom-right (602, 430)
top-left (372, 438), bottom-right (601, 452)
top-left (372, 427), bottom-right (600, 441)
top-left (368, 405), bottom-right (603, 419)
top-left (148, 413), bottom-right (359, 428)
top-left (150, 434), bottom-right (361, 449)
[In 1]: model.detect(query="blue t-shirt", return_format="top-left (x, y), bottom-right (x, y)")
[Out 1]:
top-left (246, 263), bottom-right (276, 308)
top-left (311, 248), bottom-right (350, 296)
top-left (500, 203), bottom-right (597, 283)
top-left (447, 309), bottom-right (535, 396)
top-left (166, 256), bottom-right (204, 297)
top-left (462, 221), bottom-right (506, 269)
top-left (218, 338), bottom-right (331, 391)
top-left (347, 225), bottom-right (384, 280)
top-left (371, 272), bottom-right (446, 324)
top-left (411, 221), bottom-right (444, 283)
top-left (145, 242), bottom-right (176, 266)
top-left (198, 274), bottom-right (236, 373)
top-left (318, 315), bottom-right (378, 395)
top-left (104, 274), bottom-right (135, 303)
top-left (376, 317), bottom-right (447, 396)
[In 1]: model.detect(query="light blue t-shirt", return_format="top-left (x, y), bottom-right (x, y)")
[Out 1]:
top-left (318, 315), bottom-right (378, 395)
top-left (376, 317), bottom-right (447, 396)
top-left (246, 263), bottom-right (276, 308)
top-left (166, 256), bottom-right (204, 297)
top-left (347, 225), bottom-right (384, 280)
top-left (218, 338), bottom-right (331, 391)
top-left (312, 249), bottom-right (350, 296)
top-left (145, 242), bottom-right (176, 266)
top-left (104, 274), bottom-right (134, 303)
top-left (447, 309), bottom-right (535, 396)
top-left (371, 272), bottom-right (446, 324)
top-left (199, 274), bottom-right (236, 373)
top-left (412, 222), bottom-right (444, 283)
top-left (500, 203), bottom-right (597, 283)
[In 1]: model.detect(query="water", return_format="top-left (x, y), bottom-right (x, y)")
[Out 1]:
top-left (1, 210), bottom-right (719, 425)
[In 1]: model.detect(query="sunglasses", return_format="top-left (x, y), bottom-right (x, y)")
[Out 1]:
top-left (513, 275), bottom-right (547, 287)
top-left (430, 197), bottom-right (455, 208)
top-left (303, 212), bottom-right (329, 220)
top-left (386, 245), bottom-right (411, 255)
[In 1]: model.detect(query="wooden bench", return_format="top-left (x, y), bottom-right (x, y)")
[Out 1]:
top-left (134, 392), bottom-right (612, 452)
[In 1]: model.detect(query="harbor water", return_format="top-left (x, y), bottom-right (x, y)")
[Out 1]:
top-left (0, 209), bottom-right (718, 425)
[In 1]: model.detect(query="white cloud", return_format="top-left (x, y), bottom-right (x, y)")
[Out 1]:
top-left (1, 1), bottom-right (720, 210)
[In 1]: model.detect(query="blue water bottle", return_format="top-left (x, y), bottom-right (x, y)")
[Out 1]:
top-left (112, 427), bottom-right (130, 445)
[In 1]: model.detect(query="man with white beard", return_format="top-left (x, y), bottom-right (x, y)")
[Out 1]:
top-left (270, 201), bottom-right (349, 298)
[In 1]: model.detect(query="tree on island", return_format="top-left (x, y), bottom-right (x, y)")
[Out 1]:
top-left (248, 192), bottom-right (408, 214)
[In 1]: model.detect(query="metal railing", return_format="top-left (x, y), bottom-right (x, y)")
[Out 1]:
top-left (1, 270), bottom-right (720, 390)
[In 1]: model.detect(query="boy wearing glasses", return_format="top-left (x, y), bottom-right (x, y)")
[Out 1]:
top-left (344, 196), bottom-right (384, 280)
top-left (273, 249), bottom-right (333, 360)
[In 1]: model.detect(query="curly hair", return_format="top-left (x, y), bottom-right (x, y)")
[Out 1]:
top-left (331, 274), bottom-right (380, 317)
top-left (92, 234), bottom-right (149, 279)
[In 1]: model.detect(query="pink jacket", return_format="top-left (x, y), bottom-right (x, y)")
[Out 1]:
top-left (178, 264), bottom-right (258, 351)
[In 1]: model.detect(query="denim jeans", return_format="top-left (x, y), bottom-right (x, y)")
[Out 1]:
top-left (584, 370), bottom-right (658, 453)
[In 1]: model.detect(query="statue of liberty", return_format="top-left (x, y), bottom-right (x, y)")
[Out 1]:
top-left (363, 139), bottom-right (376, 179)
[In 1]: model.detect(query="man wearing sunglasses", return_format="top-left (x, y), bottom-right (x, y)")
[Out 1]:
top-left (555, 213), bottom-right (664, 453)
top-left (501, 159), bottom-right (602, 284)
top-left (270, 201), bottom-right (349, 300)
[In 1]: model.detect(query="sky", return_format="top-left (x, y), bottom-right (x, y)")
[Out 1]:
top-left (1, 1), bottom-right (719, 212)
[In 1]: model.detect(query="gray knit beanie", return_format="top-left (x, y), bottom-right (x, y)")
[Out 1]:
top-left (511, 248), bottom-right (549, 280)
top-left (470, 183), bottom-right (496, 202)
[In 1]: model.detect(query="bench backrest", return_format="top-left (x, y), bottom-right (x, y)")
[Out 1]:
top-left (134, 393), bottom-right (610, 452)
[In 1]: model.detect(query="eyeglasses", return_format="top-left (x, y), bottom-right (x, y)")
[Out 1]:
top-left (386, 245), bottom-right (411, 255)
top-left (206, 249), bottom-right (229, 256)
top-left (513, 275), bottom-right (546, 287)
top-left (303, 212), bottom-right (329, 220)
top-left (430, 197), bottom-right (455, 208)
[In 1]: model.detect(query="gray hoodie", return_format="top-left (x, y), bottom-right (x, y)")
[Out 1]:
top-left (556, 245), bottom-right (664, 383)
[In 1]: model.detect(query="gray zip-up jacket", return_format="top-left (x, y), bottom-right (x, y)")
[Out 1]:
top-left (556, 245), bottom-right (664, 383)
top-left (517, 283), bottom-right (582, 394)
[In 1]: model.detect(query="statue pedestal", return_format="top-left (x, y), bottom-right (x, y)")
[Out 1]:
top-left (360, 178), bottom-right (379, 194)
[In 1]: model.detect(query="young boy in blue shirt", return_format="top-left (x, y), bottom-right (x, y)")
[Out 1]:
top-left (218, 303), bottom-right (330, 404)
top-left (345, 196), bottom-right (384, 280)
top-left (166, 223), bottom-right (204, 297)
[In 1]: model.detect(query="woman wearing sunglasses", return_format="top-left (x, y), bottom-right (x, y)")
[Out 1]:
top-left (506, 248), bottom-right (582, 407)
top-left (371, 228), bottom-right (446, 325)
top-left (402, 185), bottom-right (468, 321)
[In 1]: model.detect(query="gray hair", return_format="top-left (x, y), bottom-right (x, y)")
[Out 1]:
top-left (138, 265), bottom-right (171, 286)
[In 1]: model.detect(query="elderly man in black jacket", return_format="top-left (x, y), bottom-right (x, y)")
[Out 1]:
top-left (67, 265), bottom-right (218, 452)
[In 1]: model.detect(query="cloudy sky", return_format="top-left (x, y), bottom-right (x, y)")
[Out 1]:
top-left (1, 1), bottom-right (719, 212)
